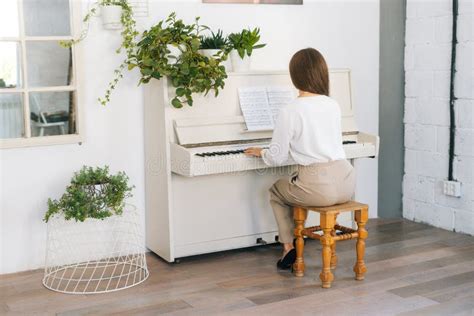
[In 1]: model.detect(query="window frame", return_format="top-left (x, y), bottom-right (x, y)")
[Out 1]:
top-left (0, 0), bottom-right (84, 149)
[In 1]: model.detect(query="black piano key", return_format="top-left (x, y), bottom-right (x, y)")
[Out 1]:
top-left (195, 148), bottom-right (253, 157)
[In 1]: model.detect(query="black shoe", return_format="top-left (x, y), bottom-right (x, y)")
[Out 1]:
top-left (277, 249), bottom-right (296, 270)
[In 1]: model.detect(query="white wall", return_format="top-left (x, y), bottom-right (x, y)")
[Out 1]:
top-left (403, 0), bottom-right (473, 234)
top-left (0, 0), bottom-right (379, 274)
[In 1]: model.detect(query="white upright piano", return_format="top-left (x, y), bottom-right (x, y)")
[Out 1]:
top-left (144, 70), bottom-right (379, 262)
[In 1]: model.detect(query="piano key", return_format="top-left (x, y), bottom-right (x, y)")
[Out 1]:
top-left (196, 144), bottom-right (360, 159)
top-left (196, 150), bottom-right (244, 157)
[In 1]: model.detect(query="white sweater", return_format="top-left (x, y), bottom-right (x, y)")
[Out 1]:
top-left (262, 95), bottom-right (346, 166)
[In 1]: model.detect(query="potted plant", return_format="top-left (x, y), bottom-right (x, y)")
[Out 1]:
top-left (228, 28), bottom-right (266, 72)
top-left (44, 166), bottom-right (134, 223)
top-left (61, 0), bottom-right (136, 46)
top-left (199, 30), bottom-right (232, 71)
top-left (127, 13), bottom-right (228, 108)
top-left (59, 0), bottom-right (138, 106)
top-left (101, 0), bottom-right (127, 29)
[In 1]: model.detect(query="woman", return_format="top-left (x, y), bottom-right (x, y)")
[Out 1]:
top-left (244, 48), bottom-right (355, 270)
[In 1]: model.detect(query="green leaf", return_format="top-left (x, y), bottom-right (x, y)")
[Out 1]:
top-left (208, 58), bottom-right (216, 66)
top-left (171, 97), bottom-right (183, 108)
top-left (141, 68), bottom-right (153, 75)
top-left (237, 48), bottom-right (245, 59)
top-left (142, 58), bottom-right (153, 66)
top-left (151, 71), bottom-right (162, 79)
top-left (176, 87), bottom-right (186, 97)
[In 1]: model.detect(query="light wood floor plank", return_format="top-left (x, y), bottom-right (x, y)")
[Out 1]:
top-left (389, 271), bottom-right (474, 298)
top-left (423, 281), bottom-right (474, 303)
top-left (397, 294), bottom-right (474, 316)
top-left (0, 219), bottom-right (472, 315)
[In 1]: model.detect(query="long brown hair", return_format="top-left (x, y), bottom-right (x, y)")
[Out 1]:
top-left (289, 48), bottom-right (329, 96)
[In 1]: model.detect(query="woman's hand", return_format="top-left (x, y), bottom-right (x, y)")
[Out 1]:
top-left (244, 147), bottom-right (263, 157)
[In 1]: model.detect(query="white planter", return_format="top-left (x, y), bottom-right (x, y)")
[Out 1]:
top-left (167, 44), bottom-right (185, 64)
top-left (101, 5), bottom-right (122, 30)
top-left (43, 204), bottom-right (149, 294)
top-left (199, 49), bottom-right (233, 72)
top-left (230, 50), bottom-right (251, 72)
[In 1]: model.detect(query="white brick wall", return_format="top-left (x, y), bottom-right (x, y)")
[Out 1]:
top-left (403, 0), bottom-right (474, 235)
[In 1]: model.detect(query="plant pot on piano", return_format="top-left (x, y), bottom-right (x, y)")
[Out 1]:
top-left (230, 50), bottom-right (251, 72)
top-left (228, 28), bottom-right (266, 72)
top-left (200, 49), bottom-right (233, 72)
top-left (199, 30), bottom-right (232, 71)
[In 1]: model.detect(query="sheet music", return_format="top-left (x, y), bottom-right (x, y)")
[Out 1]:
top-left (267, 86), bottom-right (296, 122)
top-left (238, 87), bottom-right (273, 131)
top-left (238, 86), bottom-right (296, 131)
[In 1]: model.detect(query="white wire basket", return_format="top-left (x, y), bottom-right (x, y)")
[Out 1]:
top-left (43, 204), bottom-right (149, 294)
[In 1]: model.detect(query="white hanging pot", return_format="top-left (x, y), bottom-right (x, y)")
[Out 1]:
top-left (230, 50), bottom-right (251, 72)
top-left (101, 5), bottom-right (122, 30)
top-left (199, 49), bottom-right (233, 72)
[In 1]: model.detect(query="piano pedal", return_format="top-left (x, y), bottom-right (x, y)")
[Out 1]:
top-left (256, 237), bottom-right (267, 245)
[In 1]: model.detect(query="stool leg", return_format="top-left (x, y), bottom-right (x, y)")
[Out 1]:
top-left (319, 213), bottom-right (335, 288)
top-left (353, 207), bottom-right (368, 281)
top-left (293, 207), bottom-right (307, 277)
top-left (330, 213), bottom-right (338, 269)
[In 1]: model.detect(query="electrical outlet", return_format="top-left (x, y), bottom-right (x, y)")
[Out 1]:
top-left (443, 180), bottom-right (462, 197)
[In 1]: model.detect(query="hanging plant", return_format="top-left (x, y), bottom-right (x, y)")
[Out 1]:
top-left (44, 166), bottom-right (134, 223)
top-left (59, 0), bottom-right (139, 106)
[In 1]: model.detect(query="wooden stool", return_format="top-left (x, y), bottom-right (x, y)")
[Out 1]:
top-left (292, 201), bottom-right (369, 288)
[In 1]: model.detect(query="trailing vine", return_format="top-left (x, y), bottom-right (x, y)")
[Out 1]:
top-left (60, 0), bottom-right (139, 106)
top-left (100, 0), bottom-right (139, 105)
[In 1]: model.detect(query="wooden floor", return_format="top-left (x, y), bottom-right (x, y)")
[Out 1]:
top-left (1, 219), bottom-right (474, 316)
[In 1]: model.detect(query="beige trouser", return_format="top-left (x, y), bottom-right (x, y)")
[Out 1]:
top-left (270, 159), bottom-right (356, 243)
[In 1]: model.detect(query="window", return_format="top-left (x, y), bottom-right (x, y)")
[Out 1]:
top-left (0, 0), bottom-right (81, 149)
